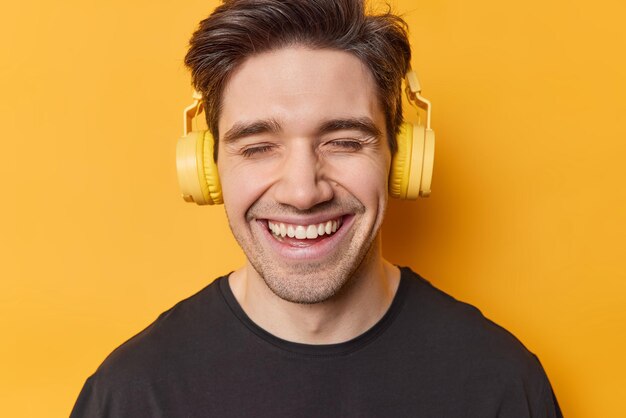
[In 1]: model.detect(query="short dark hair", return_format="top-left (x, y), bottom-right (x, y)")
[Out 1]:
top-left (185, 0), bottom-right (411, 160)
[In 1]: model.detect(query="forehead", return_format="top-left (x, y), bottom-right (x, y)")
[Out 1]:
top-left (218, 47), bottom-right (384, 137)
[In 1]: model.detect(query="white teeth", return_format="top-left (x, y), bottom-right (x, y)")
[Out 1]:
top-left (295, 225), bottom-right (307, 239)
top-left (268, 218), bottom-right (343, 240)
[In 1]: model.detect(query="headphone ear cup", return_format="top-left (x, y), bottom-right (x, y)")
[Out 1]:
top-left (389, 123), bottom-right (413, 199)
top-left (389, 123), bottom-right (436, 199)
top-left (176, 130), bottom-right (222, 205)
top-left (405, 124), bottom-right (426, 199)
top-left (390, 123), bottom-right (426, 199)
top-left (419, 128), bottom-right (435, 197)
top-left (202, 130), bottom-right (223, 205)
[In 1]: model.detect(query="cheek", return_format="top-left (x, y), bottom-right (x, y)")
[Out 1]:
top-left (330, 156), bottom-right (390, 200)
top-left (218, 162), bottom-right (274, 218)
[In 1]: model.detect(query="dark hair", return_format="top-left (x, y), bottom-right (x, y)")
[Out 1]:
top-left (184, 0), bottom-right (411, 160)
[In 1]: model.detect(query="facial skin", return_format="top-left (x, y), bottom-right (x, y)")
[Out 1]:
top-left (217, 47), bottom-right (393, 307)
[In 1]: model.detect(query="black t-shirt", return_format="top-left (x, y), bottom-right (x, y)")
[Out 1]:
top-left (71, 267), bottom-right (562, 417)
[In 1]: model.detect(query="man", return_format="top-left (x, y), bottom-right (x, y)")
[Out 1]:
top-left (72, 0), bottom-right (562, 416)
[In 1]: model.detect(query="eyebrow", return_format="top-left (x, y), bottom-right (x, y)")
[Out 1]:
top-left (317, 117), bottom-right (382, 138)
top-left (222, 118), bottom-right (282, 145)
top-left (221, 116), bottom-right (382, 144)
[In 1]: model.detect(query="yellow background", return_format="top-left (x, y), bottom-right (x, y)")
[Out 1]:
top-left (1, 0), bottom-right (625, 416)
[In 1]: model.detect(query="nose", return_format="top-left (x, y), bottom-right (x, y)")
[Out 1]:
top-left (272, 144), bottom-right (334, 210)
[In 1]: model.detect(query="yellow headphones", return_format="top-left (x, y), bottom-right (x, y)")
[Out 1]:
top-left (176, 70), bottom-right (435, 205)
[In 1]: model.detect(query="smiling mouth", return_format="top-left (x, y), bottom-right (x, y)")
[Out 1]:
top-left (266, 217), bottom-right (344, 241)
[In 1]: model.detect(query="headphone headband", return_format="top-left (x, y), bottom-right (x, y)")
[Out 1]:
top-left (405, 71), bottom-right (432, 130)
top-left (183, 91), bottom-right (203, 136)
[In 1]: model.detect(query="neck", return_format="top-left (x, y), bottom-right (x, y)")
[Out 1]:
top-left (228, 240), bottom-right (401, 345)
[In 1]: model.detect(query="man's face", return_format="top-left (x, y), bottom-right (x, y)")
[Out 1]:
top-left (217, 47), bottom-right (391, 304)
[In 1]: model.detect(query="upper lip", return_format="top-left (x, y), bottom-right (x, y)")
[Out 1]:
top-left (259, 213), bottom-right (348, 225)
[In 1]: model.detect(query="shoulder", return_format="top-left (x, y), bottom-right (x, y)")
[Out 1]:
top-left (398, 267), bottom-right (555, 391)
top-left (399, 266), bottom-right (535, 355)
top-left (71, 275), bottom-right (243, 416)
top-left (86, 276), bottom-right (230, 393)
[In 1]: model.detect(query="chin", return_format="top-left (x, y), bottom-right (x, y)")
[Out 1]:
top-left (249, 233), bottom-right (379, 305)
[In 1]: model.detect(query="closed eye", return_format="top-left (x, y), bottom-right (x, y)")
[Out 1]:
top-left (241, 144), bottom-right (276, 157)
top-left (327, 139), bottom-right (363, 151)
